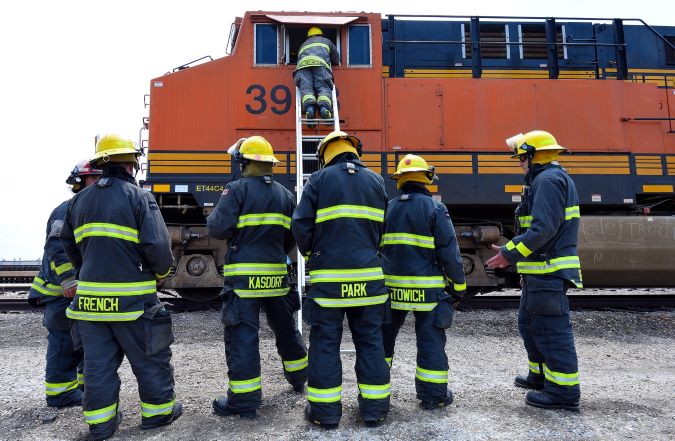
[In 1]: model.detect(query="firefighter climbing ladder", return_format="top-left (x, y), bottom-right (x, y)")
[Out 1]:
top-left (294, 86), bottom-right (340, 334)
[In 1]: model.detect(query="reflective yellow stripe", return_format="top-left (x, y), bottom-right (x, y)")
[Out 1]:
top-left (31, 277), bottom-right (63, 296)
top-left (236, 213), bottom-right (291, 229)
top-left (297, 55), bottom-right (331, 70)
top-left (78, 373), bottom-right (85, 385)
top-left (381, 232), bottom-right (435, 249)
top-left (307, 385), bottom-right (342, 403)
top-left (358, 383), bottom-right (391, 399)
top-left (45, 379), bottom-right (78, 396)
top-left (234, 288), bottom-right (289, 298)
top-left (518, 215), bottom-right (532, 228)
top-left (222, 263), bottom-right (287, 276)
top-left (229, 377), bottom-right (262, 393)
top-left (391, 301), bottom-right (437, 311)
top-left (155, 268), bottom-right (172, 279)
top-left (415, 366), bottom-right (448, 384)
top-left (298, 42), bottom-right (330, 56)
top-left (453, 282), bottom-right (467, 292)
top-left (66, 309), bottom-right (144, 321)
top-left (76, 280), bottom-right (157, 296)
top-left (517, 256), bottom-right (581, 274)
top-left (506, 240), bottom-right (533, 258)
top-left (385, 357), bottom-right (392, 368)
top-left (565, 205), bottom-right (580, 220)
top-left (313, 294), bottom-right (389, 308)
top-left (84, 402), bottom-right (118, 425)
top-left (544, 364), bottom-right (580, 386)
top-left (317, 95), bottom-right (332, 104)
top-left (50, 261), bottom-right (74, 275)
top-left (315, 205), bottom-right (384, 223)
top-left (310, 267), bottom-right (384, 283)
top-left (302, 94), bottom-right (316, 104)
top-left (384, 274), bottom-right (445, 288)
top-left (141, 399), bottom-right (175, 418)
top-left (74, 223), bottom-right (139, 244)
top-left (528, 360), bottom-right (542, 374)
top-left (283, 355), bottom-right (308, 372)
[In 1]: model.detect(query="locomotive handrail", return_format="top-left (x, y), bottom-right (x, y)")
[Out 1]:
top-left (166, 55), bottom-right (214, 74)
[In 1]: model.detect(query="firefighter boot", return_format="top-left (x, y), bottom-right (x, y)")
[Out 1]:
top-left (304, 404), bottom-right (338, 430)
top-left (141, 401), bottom-right (183, 430)
top-left (514, 374), bottom-right (545, 390)
top-left (319, 105), bottom-right (332, 119)
top-left (305, 105), bottom-right (317, 129)
top-left (212, 396), bottom-right (257, 419)
top-left (525, 390), bottom-right (580, 412)
top-left (420, 390), bottom-right (454, 410)
top-left (89, 410), bottom-right (123, 441)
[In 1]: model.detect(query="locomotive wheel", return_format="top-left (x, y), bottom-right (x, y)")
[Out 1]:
top-left (175, 288), bottom-right (221, 302)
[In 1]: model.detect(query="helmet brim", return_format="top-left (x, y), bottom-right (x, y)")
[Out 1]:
top-left (242, 153), bottom-right (280, 164)
top-left (509, 145), bottom-right (567, 159)
top-left (390, 167), bottom-right (433, 179)
top-left (90, 147), bottom-right (141, 163)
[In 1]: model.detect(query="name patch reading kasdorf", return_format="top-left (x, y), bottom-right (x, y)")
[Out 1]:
top-left (248, 276), bottom-right (284, 289)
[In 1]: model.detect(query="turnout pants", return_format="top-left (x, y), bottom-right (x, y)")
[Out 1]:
top-left (518, 275), bottom-right (580, 403)
top-left (382, 300), bottom-right (453, 403)
top-left (44, 297), bottom-right (83, 406)
top-left (78, 305), bottom-right (176, 437)
top-left (221, 290), bottom-right (307, 412)
top-left (294, 67), bottom-right (334, 113)
top-left (304, 299), bottom-right (390, 424)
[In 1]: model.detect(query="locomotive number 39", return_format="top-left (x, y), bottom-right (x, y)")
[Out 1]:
top-left (245, 84), bottom-right (291, 115)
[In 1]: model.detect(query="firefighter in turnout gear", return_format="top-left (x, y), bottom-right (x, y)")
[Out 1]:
top-left (207, 136), bottom-right (307, 419)
top-left (28, 159), bottom-right (102, 408)
top-left (381, 154), bottom-right (466, 410)
top-left (487, 130), bottom-right (582, 412)
top-left (294, 27), bottom-right (340, 123)
top-left (61, 134), bottom-right (182, 440)
top-left (292, 130), bottom-right (390, 429)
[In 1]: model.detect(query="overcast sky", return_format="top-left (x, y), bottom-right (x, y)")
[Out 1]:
top-left (1, 1), bottom-right (672, 260)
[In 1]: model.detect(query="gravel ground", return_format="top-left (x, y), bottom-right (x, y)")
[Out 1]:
top-left (1, 290), bottom-right (674, 440)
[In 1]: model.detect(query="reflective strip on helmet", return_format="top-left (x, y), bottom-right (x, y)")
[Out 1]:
top-left (74, 223), bottom-right (139, 244)
top-left (141, 399), bottom-right (175, 418)
top-left (317, 95), bottom-right (332, 105)
top-left (229, 377), bottom-right (262, 394)
top-left (283, 355), bottom-right (308, 372)
top-left (297, 55), bottom-right (331, 70)
top-left (298, 42), bottom-right (330, 56)
top-left (307, 385), bottom-right (342, 403)
top-left (391, 301), bottom-right (437, 311)
top-left (223, 263), bottom-right (287, 276)
top-left (358, 383), bottom-right (391, 400)
top-left (236, 213), bottom-right (291, 229)
top-left (234, 288), bottom-right (289, 298)
top-left (66, 309), bottom-right (144, 321)
top-left (517, 256), bottom-right (581, 274)
top-left (310, 267), bottom-right (384, 283)
top-left (302, 94), bottom-right (316, 104)
top-left (76, 280), bottom-right (157, 296)
top-left (84, 402), bottom-right (118, 425)
top-left (415, 366), bottom-right (448, 384)
top-left (384, 274), bottom-right (445, 288)
top-left (565, 205), bottom-right (580, 220)
top-left (381, 232), bottom-right (435, 249)
top-left (313, 294), bottom-right (389, 308)
top-left (315, 205), bottom-right (384, 223)
top-left (505, 240), bottom-right (533, 258)
top-left (31, 277), bottom-right (63, 296)
top-left (528, 360), bottom-right (542, 374)
top-left (543, 364), bottom-right (579, 386)
top-left (50, 261), bottom-right (74, 276)
top-left (518, 215), bottom-right (533, 228)
top-left (45, 379), bottom-right (78, 396)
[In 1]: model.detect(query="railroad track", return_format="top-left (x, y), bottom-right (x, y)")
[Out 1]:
top-left (2, 295), bottom-right (674, 313)
top-left (0, 261), bottom-right (40, 285)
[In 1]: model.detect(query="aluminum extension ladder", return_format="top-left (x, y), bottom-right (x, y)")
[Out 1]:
top-left (294, 86), bottom-right (340, 334)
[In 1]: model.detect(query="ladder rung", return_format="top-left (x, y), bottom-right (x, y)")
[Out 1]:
top-left (302, 154), bottom-right (317, 160)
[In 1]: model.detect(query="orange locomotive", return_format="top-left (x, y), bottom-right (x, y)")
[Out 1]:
top-left (142, 11), bottom-right (675, 299)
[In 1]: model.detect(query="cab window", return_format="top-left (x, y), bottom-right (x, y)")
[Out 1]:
top-left (285, 27), bottom-right (339, 64)
top-left (255, 23), bottom-right (278, 65)
top-left (348, 25), bottom-right (371, 66)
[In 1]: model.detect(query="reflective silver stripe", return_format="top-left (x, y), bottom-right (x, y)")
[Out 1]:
top-left (307, 386), bottom-right (342, 402)
top-left (391, 301), bottom-right (437, 311)
top-left (234, 288), bottom-right (289, 298)
top-left (223, 263), bottom-right (287, 276)
top-left (229, 377), bottom-right (262, 393)
top-left (236, 213), bottom-right (291, 229)
top-left (313, 294), bottom-right (389, 307)
top-left (528, 360), bottom-right (541, 374)
top-left (544, 365), bottom-right (580, 386)
top-left (84, 403), bottom-right (118, 425)
top-left (358, 383), bottom-right (391, 399)
top-left (141, 400), bottom-right (175, 417)
top-left (315, 205), bottom-right (384, 223)
top-left (66, 309), bottom-right (144, 321)
top-left (415, 366), bottom-right (448, 383)
top-left (77, 280), bottom-right (156, 296)
top-left (310, 267), bottom-right (384, 283)
top-left (384, 275), bottom-right (445, 288)
top-left (283, 356), bottom-right (308, 372)
top-left (74, 223), bottom-right (139, 243)
top-left (45, 380), bottom-right (78, 396)
top-left (517, 256), bottom-right (581, 274)
top-left (381, 233), bottom-right (435, 248)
